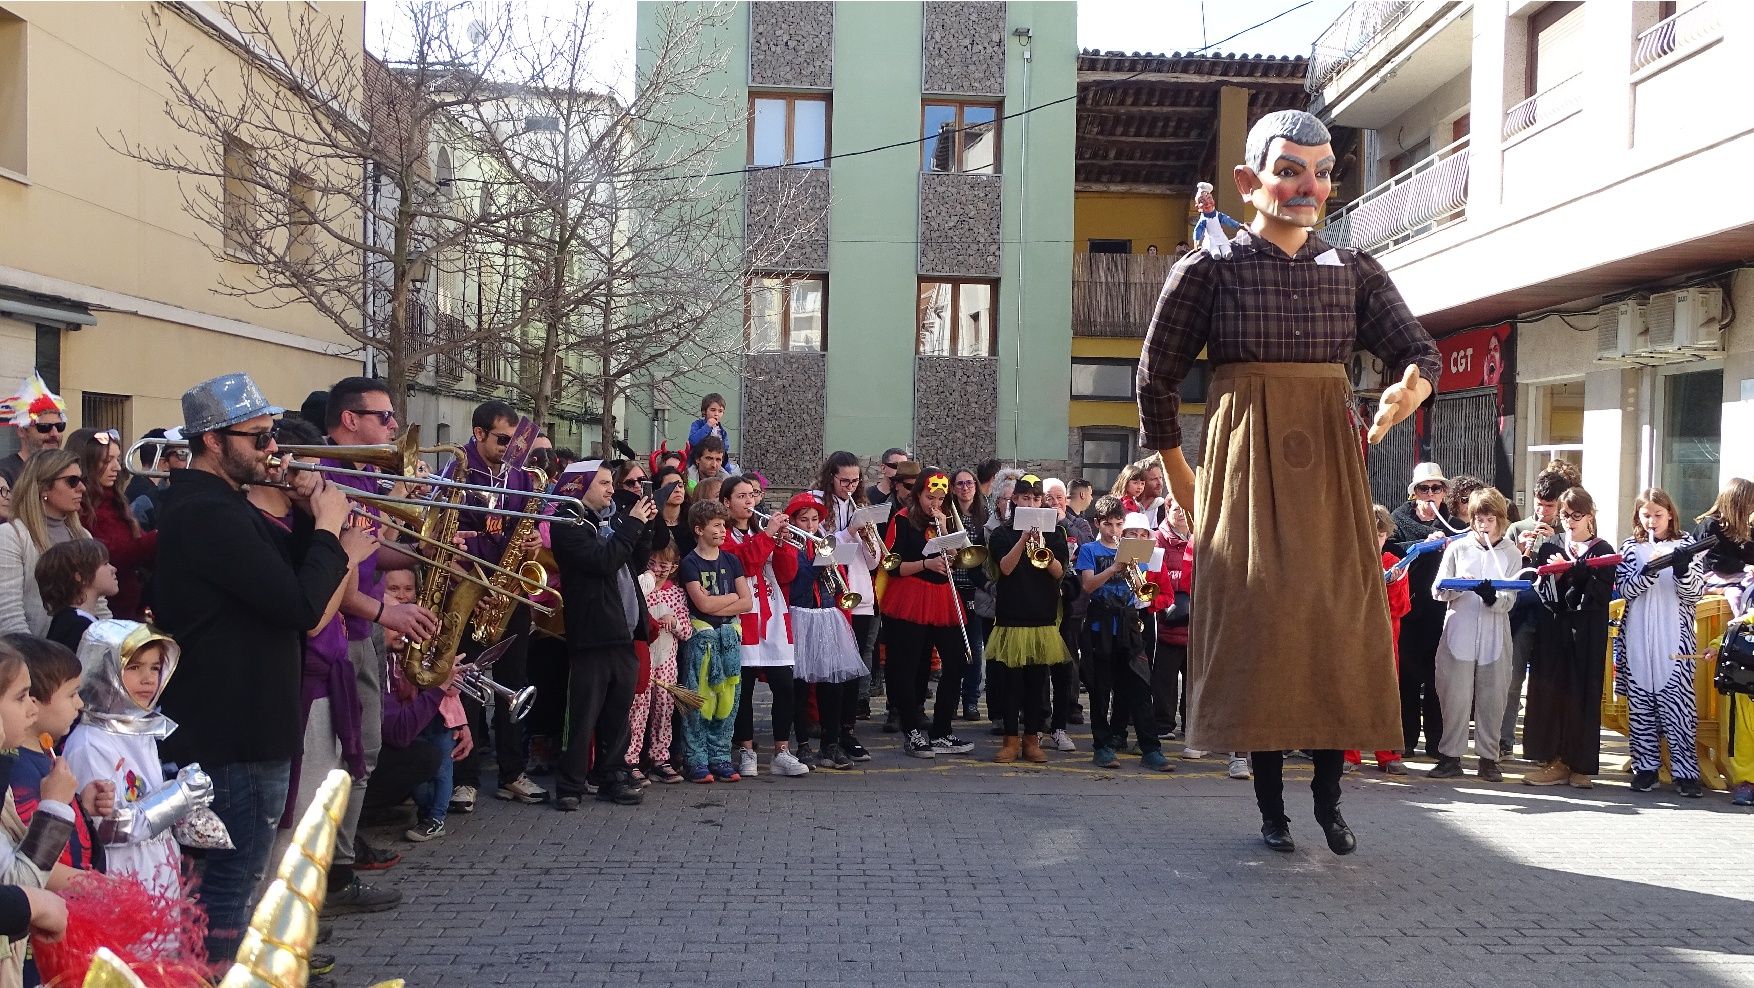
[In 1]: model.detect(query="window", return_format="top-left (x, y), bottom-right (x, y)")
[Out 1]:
top-left (749, 94), bottom-right (828, 167)
top-left (1071, 358), bottom-right (1135, 401)
top-left (288, 169), bottom-right (317, 266)
top-left (1081, 429), bottom-right (1136, 491)
top-left (917, 280), bottom-right (996, 357)
top-left (81, 392), bottom-right (128, 437)
top-left (747, 274), bottom-right (826, 352)
top-left (922, 101), bottom-right (1000, 175)
top-left (1527, 2), bottom-right (1584, 97)
top-left (222, 135), bottom-right (258, 253)
top-left (1087, 239), bottom-right (1131, 254)
top-left (0, 11), bottom-right (25, 178)
top-left (1660, 368), bottom-right (1722, 523)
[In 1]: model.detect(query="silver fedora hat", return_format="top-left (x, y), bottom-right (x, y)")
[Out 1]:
top-left (182, 373), bottom-right (285, 433)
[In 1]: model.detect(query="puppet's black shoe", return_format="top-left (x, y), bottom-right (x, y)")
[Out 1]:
top-left (1316, 813), bottom-right (1357, 855)
top-left (1260, 818), bottom-right (1295, 853)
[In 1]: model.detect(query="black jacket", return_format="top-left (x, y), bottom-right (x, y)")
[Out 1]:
top-left (551, 505), bottom-right (652, 652)
top-left (150, 469), bottom-right (348, 764)
top-left (1390, 499), bottom-right (1453, 623)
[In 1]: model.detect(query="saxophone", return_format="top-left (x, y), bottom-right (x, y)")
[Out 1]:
top-left (401, 483), bottom-right (476, 689)
top-left (470, 467), bottom-right (551, 646)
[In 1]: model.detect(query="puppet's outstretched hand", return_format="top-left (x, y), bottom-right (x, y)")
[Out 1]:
top-left (1369, 365), bottom-right (1431, 445)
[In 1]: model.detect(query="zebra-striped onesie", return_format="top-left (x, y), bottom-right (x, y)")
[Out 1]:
top-left (1615, 537), bottom-right (1707, 780)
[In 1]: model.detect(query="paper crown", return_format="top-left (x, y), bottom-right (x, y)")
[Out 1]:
top-left (0, 371), bottom-right (65, 427)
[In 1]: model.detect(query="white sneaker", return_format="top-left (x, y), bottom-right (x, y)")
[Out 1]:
top-left (1049, 729), bottom-right (1076, 752)
top-left (1182, 747), bottom-right (1209, 759)
top-left (737, 748), bottom-right (759, 778)
top-left (771, 749), bottom-right (810, 777)
top-left (1227, 755), bottom-right (1251, 780)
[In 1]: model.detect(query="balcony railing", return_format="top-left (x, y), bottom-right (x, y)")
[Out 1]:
top-left (1072, 252), bottom-right (1176, 338)
top-left (1305, 0), bottom-right (1418, 93)
top-left (1503, 73), bottom-right (1584, 140)
top-left (1633, 2), bottom-right (1720, 71)
top-left (1319, 136), bottom-right (1469, 255)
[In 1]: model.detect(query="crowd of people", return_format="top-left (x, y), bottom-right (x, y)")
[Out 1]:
top-left (0, 365), bottom-right (1749, 986)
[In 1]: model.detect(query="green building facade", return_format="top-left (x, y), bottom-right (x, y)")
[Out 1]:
top-left (628, 1), bottom-right (1075, 486)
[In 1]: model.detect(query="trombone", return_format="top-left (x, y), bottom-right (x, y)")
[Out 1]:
top-left (946, 501), bottom-right (988, 570)
top-left (124, 426), bottom-right (588, 526)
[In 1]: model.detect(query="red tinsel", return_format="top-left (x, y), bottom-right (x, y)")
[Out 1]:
top-left (32, 870), bottom-right (211, 987)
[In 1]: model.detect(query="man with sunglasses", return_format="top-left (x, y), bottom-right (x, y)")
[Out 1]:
top-left (0, 372), bottom-right (67, 488)
top-left (151, 372), bottom-right (352, 960)
top-left (867, 447), bottom-right (910, 506)
top-left (447, 399), bottom-right (548, 811)
top-left (320, 376), bottom-right (437, 912)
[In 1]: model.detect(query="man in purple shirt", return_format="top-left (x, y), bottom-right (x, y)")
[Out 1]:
top-left (447, 399), bottom-right (548, 808)
top-left (319, 376), bottom-right (437, 912)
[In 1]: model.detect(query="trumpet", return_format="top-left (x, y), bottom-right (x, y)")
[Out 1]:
top-left (1123, 565), bottom-right (1159, 605)
top-left (456, 666), bottom-right (537, 722)
top-left (752, 510), bottom-right (835, 555)
top-left (855, 520), bottom-right (886, 563)
top-left (821, 557), bottom-right (862, 610)
top-left (1025, 528), bottom-right (1053, 569)
top-left (125, 427), bottom-right (587, 526)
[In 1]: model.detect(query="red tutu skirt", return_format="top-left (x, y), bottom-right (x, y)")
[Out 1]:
top-left (881, 576), bottom-right (960, 627)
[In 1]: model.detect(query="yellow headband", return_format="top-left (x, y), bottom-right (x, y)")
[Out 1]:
top-left (925, 475), bottom-right (949, 495)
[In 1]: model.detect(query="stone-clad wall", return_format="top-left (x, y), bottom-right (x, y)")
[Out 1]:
top-left (747, 167), bottom-right (831, 272)
top-left (741, 352), bottom-right (827, 489)
top-left (913, 355), bottom-right (997, 470)
top-left (918, 171), bottom-right (1001, 276)
top-left (748, 2), bottom-right (834, 89)
top-left (921, 2), bottom-right (1007, 96)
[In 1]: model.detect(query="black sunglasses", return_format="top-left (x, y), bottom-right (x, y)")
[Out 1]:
top-left (347, 408), bottom-right (397, 425)
top-left (489, 432), bottom-right (514, 445)
top-left (1415, 483), bottom-right (1446, 494)
top-left (217, 426), bottom-right (279, 450)
top-left (55, 474), bottom-right (86, 490)
top-left (33, 422), bottom-right (66, 435)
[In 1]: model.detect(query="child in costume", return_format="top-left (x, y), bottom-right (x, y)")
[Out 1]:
top-left (1429, 488), bottom-right (1521, 782)
top-left (985, 475), bottom-right (1069, 764)
top-left (678, 500), bottom-right (751, 783)
top-left (1523, 486), bottom-right (1615, 789)
top-left (1615, 488), bottom-right (1709, 798)
top-left (630, 544), bottom-right (689, 785)
top-left (63, 620), bottom-right (214, 899)
top-left (1346, 506), bottom-right (1410, 774)
top-left (719, 476), bottom-right (808, 778)
top-left (1078, 502), bottom-right (1171, 772)
top-left (782, 493), bottom-right (867, 771)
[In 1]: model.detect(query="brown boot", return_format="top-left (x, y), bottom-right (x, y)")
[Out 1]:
top-left (994, 735), bottom-right (1021, 763)
top-left (1021, 733), bottom-right (1048, 764)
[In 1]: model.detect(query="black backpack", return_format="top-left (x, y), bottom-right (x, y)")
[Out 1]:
top-left (1715, 620), bottom-right (1754, 696)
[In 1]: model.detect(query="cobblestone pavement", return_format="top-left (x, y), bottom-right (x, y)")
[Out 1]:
top-left (328, 700), bottom-right (1754, 988)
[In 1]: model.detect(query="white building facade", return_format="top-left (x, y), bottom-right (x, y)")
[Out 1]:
top-left (1311, 0), bottom-right (1754, 534)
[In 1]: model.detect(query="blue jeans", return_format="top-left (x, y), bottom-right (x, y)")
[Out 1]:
top-left (413, 720), bottom-right (456, 824)
top-left (961, 613), bottom-right (989, 708)
top-left (201, 758), bottom-right (292, 958)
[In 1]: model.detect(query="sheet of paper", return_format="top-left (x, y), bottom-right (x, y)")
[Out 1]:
top-left (849, 503), bottom-right (891, 530)
top-left (925, 530), bottom-right (971, 557)
top-left (1011, 506), bottom-right (1057, 533)
top-left (831, 541), bottom-right (864, 567)
top-left (1116, 538), bottom-right (1155, 565)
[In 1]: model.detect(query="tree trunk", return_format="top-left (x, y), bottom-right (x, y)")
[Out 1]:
top-left (386, 280), bottom-right (411, 418)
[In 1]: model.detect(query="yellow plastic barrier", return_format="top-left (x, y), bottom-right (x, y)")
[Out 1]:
top-left (1601, 595), bottom-right (1731, 789)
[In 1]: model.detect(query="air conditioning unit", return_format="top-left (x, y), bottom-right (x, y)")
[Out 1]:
top-left (1349, 352), bottom-right (1386, 394)
top-left (1673, 286), bottom-right (1724, 352)
top-left (1595, 301), bottom-right (1645, 363)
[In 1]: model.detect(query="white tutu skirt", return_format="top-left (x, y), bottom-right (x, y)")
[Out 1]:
top-left (791, 606), bottom-right (868, 684)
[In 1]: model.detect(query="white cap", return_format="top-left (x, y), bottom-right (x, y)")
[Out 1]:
top-left (1121, 512), bottom-right (1153, 533)
top-left (1407, 462), bottom-right (1449, 495)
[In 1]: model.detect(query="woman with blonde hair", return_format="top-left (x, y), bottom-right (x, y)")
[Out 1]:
top-left (0, 449), bottom-right (107, 635)
top-left (1692, 477), bottom-right (1754, 616)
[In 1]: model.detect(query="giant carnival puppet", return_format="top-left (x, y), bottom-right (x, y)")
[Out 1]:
top-left (1137, 110), bottom-right (1440, 856)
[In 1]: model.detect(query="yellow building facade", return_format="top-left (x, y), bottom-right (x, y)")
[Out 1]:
top-left (0, 2), bottom-right (363, 445)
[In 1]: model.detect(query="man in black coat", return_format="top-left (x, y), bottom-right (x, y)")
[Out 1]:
top-left (150, 373), bottom-right (351, 959)
top-left (549, 458), bottom-right (657, 809)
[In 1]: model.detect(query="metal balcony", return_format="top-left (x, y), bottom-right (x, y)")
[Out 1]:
top-left (1306, 0), bottom-right (1419, 93)
top-left (1319, 136), bottom-right (1469, 255)
top-left (1503, 73), bottom-right (1584, 140)
top-left (1633, 2), bottom-right (1721, 72)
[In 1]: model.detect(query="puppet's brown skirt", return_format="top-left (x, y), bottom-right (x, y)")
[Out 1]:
top-left (1183, 362), bottom-right (1403, 754)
